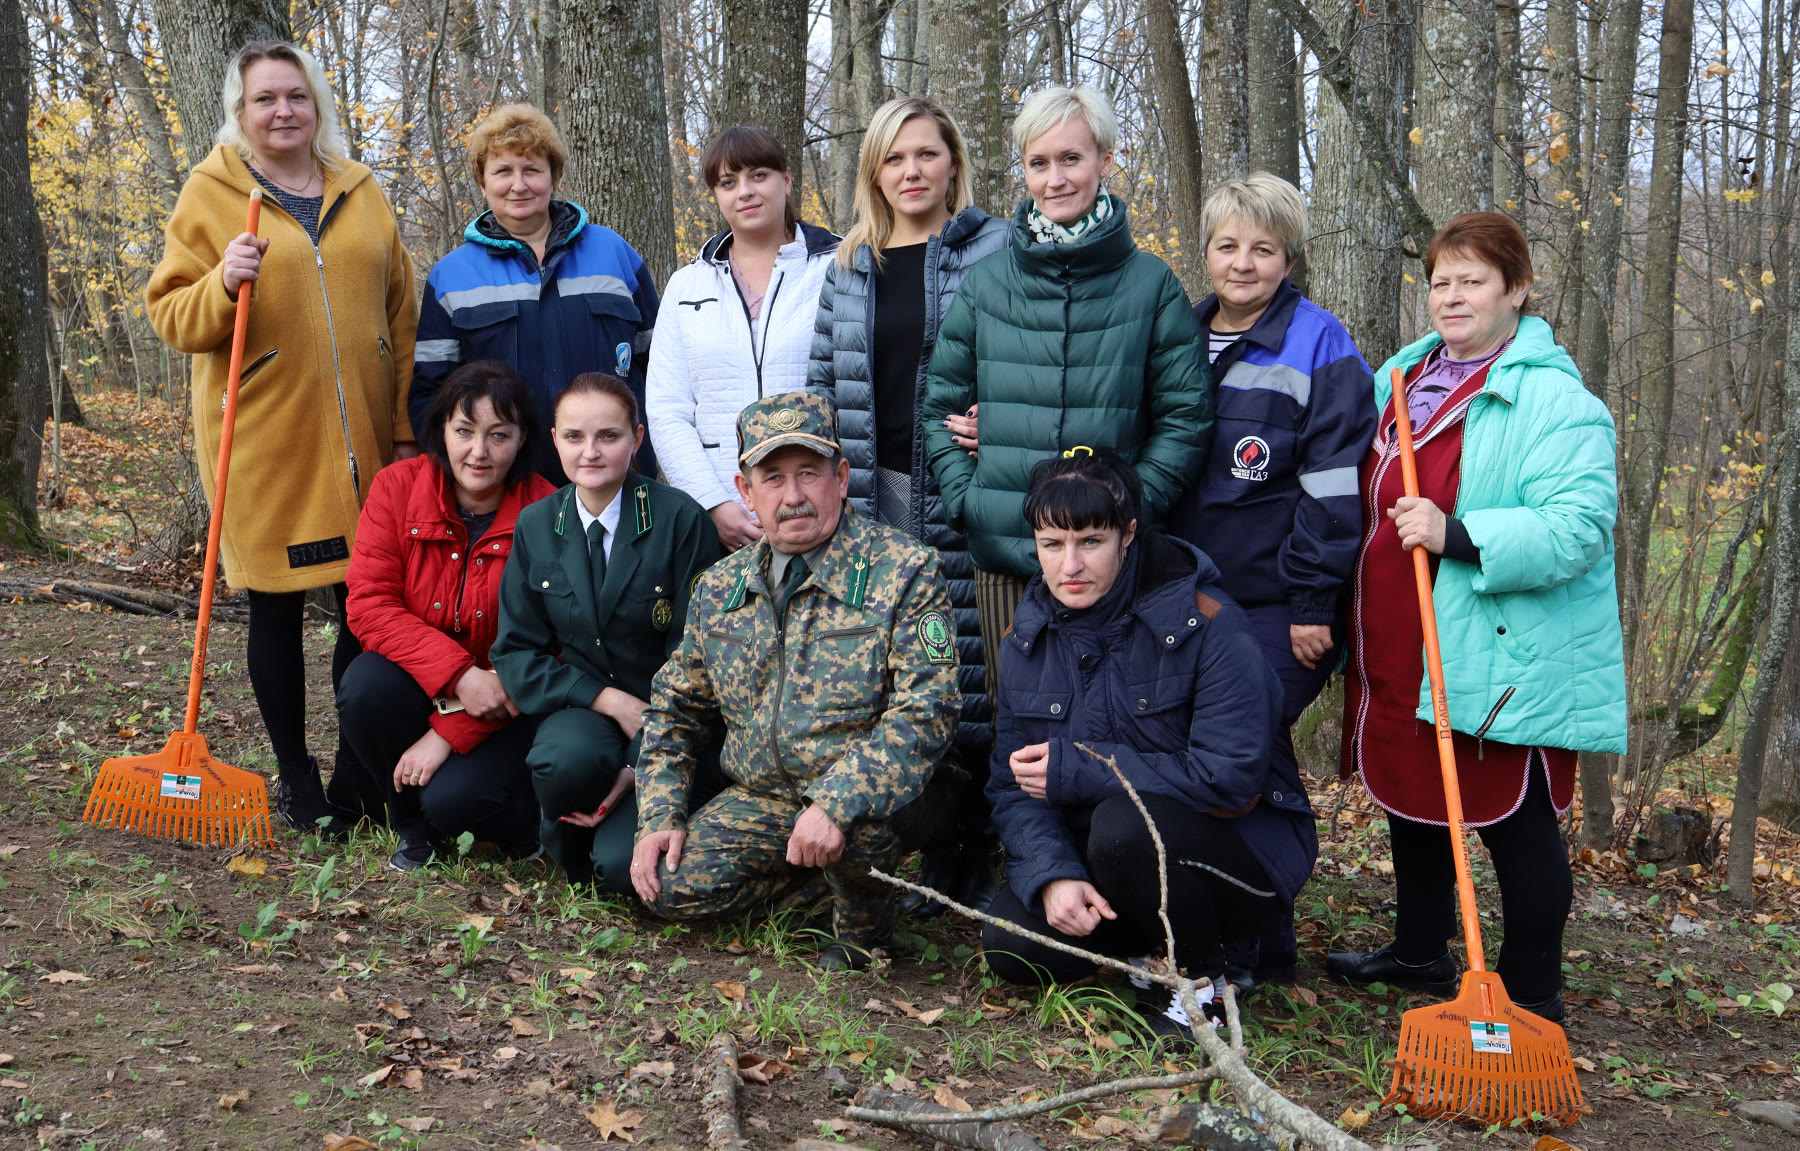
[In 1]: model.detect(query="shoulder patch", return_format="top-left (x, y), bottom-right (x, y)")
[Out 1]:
top-left (917, 610), bottom-right (956, 665)
top-left (1194, 591), bottom-right (1222, 620)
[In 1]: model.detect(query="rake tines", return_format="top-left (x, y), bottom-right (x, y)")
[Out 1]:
top-left (83, 732), bottom-right (277, 849)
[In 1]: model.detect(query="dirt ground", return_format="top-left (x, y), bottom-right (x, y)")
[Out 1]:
top-left (2, 395), bottom-right (1795, 1150)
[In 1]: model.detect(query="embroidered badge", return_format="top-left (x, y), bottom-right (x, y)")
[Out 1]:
top-left (770, 408), bottom-right (803, 431)
top-left (652, 598), bottom-right (674, 631)
top-left (1230, 435), bottom-right (1271, 482)
top-left (615, 341), bottom-right (632, 375)
top-left (917, 610), bottom-right (956, 665)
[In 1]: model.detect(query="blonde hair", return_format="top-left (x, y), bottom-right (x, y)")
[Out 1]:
top-left (216, 42), bottom-right (350, 173)
top-left (838, 98), bottom-right (975, 271)
top-left (1200, 171), bottom-right (1309, 260)
top-left (1011, 86), bottom-right (1119, 157)
top-left (467, 104), bottom-right (567, 191)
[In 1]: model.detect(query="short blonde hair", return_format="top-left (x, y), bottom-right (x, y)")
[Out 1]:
top-left (467, 104), bottom-right (566, 191)
top-left (838, 98), bottom-right (975, 270)
top-left (1200, 172), bottom-right (1309, 260)
top-left (216, 42), bottom-right (350, 173)
top-left (1012, 86), bottom-right (1118, 156)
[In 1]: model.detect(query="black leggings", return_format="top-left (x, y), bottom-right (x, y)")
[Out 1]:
top-left (335, 652), bottom-right (540, 845)
top-left (245, 585), bottom-right (360, 772)
top-left (982, 793), bottom-right (1283, 984)
top-left (1388, 759), bottom-right (1572, 1003)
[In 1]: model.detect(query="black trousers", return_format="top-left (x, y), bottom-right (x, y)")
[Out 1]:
top-left (982, 793), bottom-right (1283, 984)
top-left (245, 585), bottom-right (360, 772)
top-left (335, 652), bottom-right (539, 847)
top-left (1388, 758), bottom-right (1571, 1003)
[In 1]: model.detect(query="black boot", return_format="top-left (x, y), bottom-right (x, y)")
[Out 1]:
top-left (899, 844), bottom-right (963, 918)
top-left (322, 744), bottom-right (383, 836)
top-left (273, 758), bottom-right (334, 835)
top-left (954, 839), bottom-right (1002, 914)
top-left (389, 820), bottom-right (436, 871)
top-left (1324, 944), bottom-right (1460, 996)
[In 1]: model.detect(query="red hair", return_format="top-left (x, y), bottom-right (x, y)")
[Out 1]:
top-left (1424, 212), bottom-right (1535, 294)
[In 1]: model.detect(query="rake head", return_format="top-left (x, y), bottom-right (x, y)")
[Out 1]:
top-left (82, 731), bottom-right (276, 849)
top-left (1385, 970), bottom-right (1586, 1128)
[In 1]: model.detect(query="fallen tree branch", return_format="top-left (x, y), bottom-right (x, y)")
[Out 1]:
top-left (699, 1033), bottom-right (748, 1150)
top-left (1153, 1102), bottom-right (1294, 1150)
top-left (846, 1067), bottom-right (1217, 1126)
top-left (851, 1087), bottom-right (1045, 1150)
top-left (0, 578), bottom-right (250, 622)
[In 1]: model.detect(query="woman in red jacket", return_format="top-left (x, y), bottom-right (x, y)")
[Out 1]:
top-left (338, 361), bottom-right (558, 870)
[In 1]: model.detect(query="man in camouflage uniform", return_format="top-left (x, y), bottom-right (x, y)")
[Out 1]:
top-left (631, 392), bottom-right (961, 969)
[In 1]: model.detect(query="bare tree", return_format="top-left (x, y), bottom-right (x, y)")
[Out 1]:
top-left (1540, 0), bottom-right (1584, 331)
top-left (0, 0), bottom-right (53, 545)
top-left (1491, 0), bottom-right (1523, 212)
top-left (1200, 0), bottom-right (1250, 187)
top-left (720, 0), bottom-right (808, 202)
top-left (1145, 0), bottom-right (1205, 288)
top-left (1248, 0), bottom-right (1300, 187)
top-left (927, 0), bottom-right (1006, 212)
top-left (1412, 0), bottom-right (1495, 222)
top-left (1574, 0), bottom-right (1645, 400)
top-left (561, 0), bottom-right (679, 287)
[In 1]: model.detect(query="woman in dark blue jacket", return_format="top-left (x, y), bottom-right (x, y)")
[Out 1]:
top-left (984, 449), bottom-right (1317, 1045)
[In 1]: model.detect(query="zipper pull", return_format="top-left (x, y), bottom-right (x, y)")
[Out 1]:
top-left (349, 451), bottom-right (361, 499)
top-left (316, 249), bottom-right (324, 268)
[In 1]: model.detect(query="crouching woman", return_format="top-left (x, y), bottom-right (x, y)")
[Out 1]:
top-left (338, 362), bottom-right (558, 870)
top-left (491, 374), bottom-right (722, 892)
top-left (982, 449), bottom-right (1317, 1045)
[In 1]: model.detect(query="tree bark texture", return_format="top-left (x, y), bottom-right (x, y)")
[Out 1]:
top-left (0, 0), bottom-right (53, 545)
top-left (1491, 0), bottom-right (1524, 213)
top-left (1290, 0), bottom-right (1419, 366)
top-left (1541, 0), bottom-right (1584, 333)
top-left (928, 0), bottom-right (1007, 212)
top-left (1201, 0), bottom-right (1251, 187)
top-left (1411, 0), bottom-right (1495, 222)
top-left (827, 0), bottom-right (893, 230)
top-left (1728, 265), bottom-right (1800, 904)
top-left (1248, 0), bottom-right (1300, 186)
top-left (720, 0), bottom-right (808, 205)
top-left (1146, 0), bottom-right (1207, 290)
top-left (1574, 0), bottom-right (1645, 401)
top-left (560, 0), bottom-right (679, 288)
top-left (147, 0), bottom-right (290, 170)
top-left (1619, 0), bottom-right (1696, 666)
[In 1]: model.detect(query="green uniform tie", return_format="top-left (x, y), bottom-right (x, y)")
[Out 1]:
top-left (772, 553), bottom-right (809, 617)
top-left (587, 520), bottom-right (607, 590)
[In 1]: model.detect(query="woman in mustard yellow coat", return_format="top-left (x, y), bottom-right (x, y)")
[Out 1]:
top-left (146, 41), bottom-right (417, 833)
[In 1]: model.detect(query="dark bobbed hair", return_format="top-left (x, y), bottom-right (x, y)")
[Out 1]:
top-left (555, 372), bottom-right (640, 426)
top-left (702, 124), bottom-right (797, 231)
top-left (420, 361), bottom-right (542, 490)
top-left (1023, 447), bottom-right (1142, 533)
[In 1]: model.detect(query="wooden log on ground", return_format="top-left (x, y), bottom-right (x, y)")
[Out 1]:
top-left (851, 1087), bottom-right (1045, 1151)
top-left (701, 1033), bottom-right (748, 1150)
top-left (1152, 1103), bottom-right (1292, 1150)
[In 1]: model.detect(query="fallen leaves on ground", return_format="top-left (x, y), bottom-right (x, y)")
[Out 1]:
top-left (1533, 1137), bottom-right (1582, 1151)
top-left (321, 1137), bottom-right (377, 1151)
top-left (736, 1053), bottom-right (792, 1084)
top-left (584, 1099), bottom-right (644, 1143)
top-left (380, 999), bottom-right (411, 1020)
top-left (217, 1088), bottom-right (248, 1111)
top-left (712, 980), bottom-right (746, 1001)
top-left (1337, 1105), bottom-right (1372, 1129)
top-left (395, 1117), bottom-right (435, 1133)
top-left (508, 1015), bottom-right (541, 1037)
top-left (39, 971), bottom-right (90, 984)
top-left (932, 1084), bottom-right (972, 1111)
top-left (628, 1060), bottom-right (675, 1081)
top-left (225, 855), bottom-right (266, 878)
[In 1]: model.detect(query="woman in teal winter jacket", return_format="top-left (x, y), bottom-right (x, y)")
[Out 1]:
top-left (1327, 212), bottom-right (1625, 1024)
top-left (919, 86), bottom-right (1213, 690)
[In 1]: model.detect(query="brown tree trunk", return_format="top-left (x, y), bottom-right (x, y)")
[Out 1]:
top-left (1248, 0), bottom-right (1300, 187)
top-left (1574, 0), bottom-right (1645, 401)
top-left (1146, 0), bottom-right (1206, 290)
top-left (1412, 0), bottom-right (1495, 222)
top-left (1492, 0), bottom-right (1524, 213)
top-left (147, 0), bottom-right (291, 170)
top-left (928, 0), bottom-right (1006, 212)
top-left (1619, 0), bottom-right (1696, 667)
top-left (1200, 0), bottom-right (1250, 187)
top-left (1541, 0), bottom-right (1584, 333)
top-left (720, 0), bottom-right (808, 210)
top-left (560, 0), bottom-right (679, 288)
top-left (0, 0), bottom-right (52, 546)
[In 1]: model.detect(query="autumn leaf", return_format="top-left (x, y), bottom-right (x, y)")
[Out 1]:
top-left (0, 845), bottom-right (23, 858)
top-left (629, 1060), bottom-right (675, 1080)
top-left (328, 986), bottom-right (350, 1003)
top-left (226, 855), bottom-right (267, 878)
top-left (217, 1088), bottom-right (249, 1111)
top-left (1533, 1137), bottom-right (1581, 1151)
top-left (321, 1137), bottom-right (378, 1151)
top-left (460, 913), bottom-right (496, 932)
top-left (915, 1007), bottom-right (946, 1026)
top-left (395, 1117), bottom-right (435, 1133)
top-left (1338, 1105), bottom-right (1372, 1129)
top-left (380, 999), bottom-right (412, 1020)
top-left (584, 1099), bottom-right (644, 1143)
top-left (39, 970), bottom-right (90, 984)
top-left (493, 1045), bottom-right (521, 1061)
top-left (933, 1084), bottom-right (973, 1112)
top-left (508, 1015), bottom-right (542, 1037)
top-left (1547, 133), bottom-right (1571, 166)
top-left (712, 980), bottom-right (746, 1001)
top-left (1407, 126), bottom-right (1423, 146)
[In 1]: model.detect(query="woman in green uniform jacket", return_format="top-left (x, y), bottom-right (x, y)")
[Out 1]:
top-left (492, 373), bottom-right (722, 890)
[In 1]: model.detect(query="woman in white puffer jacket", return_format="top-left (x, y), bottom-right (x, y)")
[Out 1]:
top-left (646, 125), bottom-right (839, 549)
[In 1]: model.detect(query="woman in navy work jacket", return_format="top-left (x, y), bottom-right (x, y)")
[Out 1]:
top-left (1167, 173), bottom-right (1374, 985)
top-left (410, 104), bottom-right (661, 484)
top-left (983, 449), bottom-right (1317, 1047)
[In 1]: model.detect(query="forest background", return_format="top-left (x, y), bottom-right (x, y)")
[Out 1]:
top-left (4, 0), bottom-right (1800, 898)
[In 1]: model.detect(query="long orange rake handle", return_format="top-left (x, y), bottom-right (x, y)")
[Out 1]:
top-left (1389, 367), bottom-right (1491, 988)
top-left (183, 188), bottom-right (263, 733)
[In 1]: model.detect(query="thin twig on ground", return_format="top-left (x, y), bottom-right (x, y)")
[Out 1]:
top-left (846, 1067), bottom-right (1218, 1126)
top-left (1077, 741), bottom-right (1178, 969)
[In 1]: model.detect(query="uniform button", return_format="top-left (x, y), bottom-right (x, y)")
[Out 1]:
top-left (1137, 698), bottom-right (1147, 709)
top-left (542, 581), bottom-right (551, 589)
top-left (1497, 625), bottom-right (1507, 635)
top-left (655, 586), bottom-right (664, 593)
top-left (595, 638), bottom-right (604, 646)
top-left (1050, 702), bottom-right (1062, 714)
top-left (475, 611), bottom-right (483, 618)
top-left (451, 552), bottom-right (459, 560)
top-left (1273, 790), bottom-right (1284, 801)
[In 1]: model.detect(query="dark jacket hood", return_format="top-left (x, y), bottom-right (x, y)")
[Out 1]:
top-left (699, 219), bottom-right (841, 265)
top-left (466, 198), bottom-right (587, 256)
top-left (1012, 532), bottom-right (1222, 645)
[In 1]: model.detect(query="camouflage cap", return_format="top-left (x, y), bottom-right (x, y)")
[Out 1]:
top-left (737, 392), bottom-right (841, 468)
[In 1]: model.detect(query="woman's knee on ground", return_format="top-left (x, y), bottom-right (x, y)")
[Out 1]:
top-left (525, 708), bottom-right (628, 816)
top-left (335, 652), bottom-right (424, 733)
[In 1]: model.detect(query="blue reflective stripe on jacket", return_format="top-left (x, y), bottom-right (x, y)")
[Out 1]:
top-left (411, 200), bottom-right (661, 482)
top-left (987, 533), bottom-right (1318, 911)
top-left (1172, 279), bottom-right (1377, 625)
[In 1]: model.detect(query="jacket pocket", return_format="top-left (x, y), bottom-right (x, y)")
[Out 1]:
top-left (1007, 688), bottom-right (1073, 722)
top-left (450, 300), bottom-right (522, 366)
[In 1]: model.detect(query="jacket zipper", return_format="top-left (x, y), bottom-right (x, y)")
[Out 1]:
top-left (311, 192), bottom-right (361, 501)
top-left (1473, 685), bottom-right (1515, 760)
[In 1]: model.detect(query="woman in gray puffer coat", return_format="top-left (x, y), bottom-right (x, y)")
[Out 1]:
top-left (807, 96), bottom-right (1009, 912)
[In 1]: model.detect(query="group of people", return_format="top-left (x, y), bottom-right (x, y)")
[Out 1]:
top-left (145, 39), bottom-right (1626, 1046)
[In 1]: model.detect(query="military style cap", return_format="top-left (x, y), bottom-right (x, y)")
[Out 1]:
top-left (737, 392), bottom-right (841, 467)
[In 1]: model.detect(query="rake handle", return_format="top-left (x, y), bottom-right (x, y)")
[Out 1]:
top-left (1389, 367), bottom-right (1488, 976)
top-left (184, 189), bottom-right (264, 735)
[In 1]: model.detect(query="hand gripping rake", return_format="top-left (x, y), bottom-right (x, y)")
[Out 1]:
top-left (82, 189), bottom-right (277, 849)
top-left (1381, 367), bottom-right (1584, 1128)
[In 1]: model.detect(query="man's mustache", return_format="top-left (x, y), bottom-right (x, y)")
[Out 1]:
top-left (777, 501), bottom-right (819, 523)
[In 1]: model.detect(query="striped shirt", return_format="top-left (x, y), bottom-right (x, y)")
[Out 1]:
top-left (251, 169), bottom-right (323, 244)
top-left (1207, 326), bottom-right (1244, 366)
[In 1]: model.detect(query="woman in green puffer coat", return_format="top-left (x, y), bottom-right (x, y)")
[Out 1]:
top-left (919, 86), bottom-right (1214, 687)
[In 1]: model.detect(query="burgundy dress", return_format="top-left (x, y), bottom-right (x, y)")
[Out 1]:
top-left (1339, 359), bottom-right (1575, 827)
